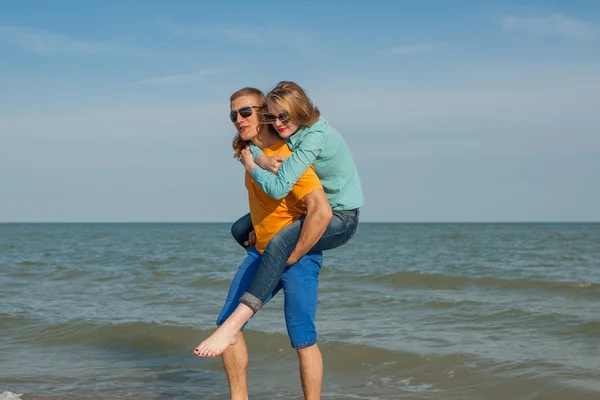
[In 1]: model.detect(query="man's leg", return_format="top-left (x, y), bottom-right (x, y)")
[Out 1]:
top-left (297, 345), bottom-right (323, 400)
top-left (194, 249), bottom-right (262, 397)
top-left (280, 252), bottom-right (324, 400)
top-left (222, 331), bottom-right (249, 400)
top-left (219, 280), bottom-right (283, 399)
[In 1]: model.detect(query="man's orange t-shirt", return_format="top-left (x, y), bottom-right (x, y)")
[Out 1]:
top-left (246, 140), bottom-right (323, 253)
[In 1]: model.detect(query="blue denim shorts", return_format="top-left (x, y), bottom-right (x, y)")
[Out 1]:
top-left (216, 247), bottom-right (323, 349)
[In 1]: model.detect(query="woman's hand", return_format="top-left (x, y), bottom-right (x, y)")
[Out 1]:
top-left (256, 154), bottom-right (284, 174)
top-left (239, 147), bottom-right (257, 173)
top-left (263, 156), bottom-right (284, 174)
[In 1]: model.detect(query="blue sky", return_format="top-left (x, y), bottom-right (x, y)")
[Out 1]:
top-left (1, 0), bottom-right (599, 222)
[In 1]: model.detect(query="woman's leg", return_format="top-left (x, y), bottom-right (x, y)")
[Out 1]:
top-left (310, 208), bottom-right (360, 252)
top-left (239, 208), bottom-right (360, 312)
top-left (193, 248), bottom-right (284, 358)
top-left (231, 212), bottom-right (253, 248)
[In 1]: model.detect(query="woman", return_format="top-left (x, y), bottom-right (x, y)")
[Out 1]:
top-left (233, 81), bottom-right (364, 313)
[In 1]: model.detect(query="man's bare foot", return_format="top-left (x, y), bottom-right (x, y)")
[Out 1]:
top-left (193, 325), bottom-right (238, 358)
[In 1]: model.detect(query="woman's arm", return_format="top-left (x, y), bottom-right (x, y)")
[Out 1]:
top-left (251, 131), bottom-right (325, 200)
top-left (249, 142), bottom-right (283, 173)
top-left (249, 142), bottom-right (264, 162)
top-left (249, 142), bottom-right (268, 169)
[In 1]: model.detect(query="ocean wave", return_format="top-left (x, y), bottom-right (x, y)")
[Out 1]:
top-left (142, 255), bottom-right (182, 266)
top-left (17, 261), bottom-right (45, 266)
top-left (7, 319), bottom-right (469, 370)
top-left (370, 270), bottom-right (600, 296)
top-left (5, 318), bottom-right (597, 399)
top-left (186, 276), bottom-right (231, 288)
top-left (141, 256), bottom-right (208, 267)
top-left (423, 299), bottom-right (481, 309)
top-left (565, 321), bottom-right (600, 338)
top-left (15, 320), bottom-right (198, 354)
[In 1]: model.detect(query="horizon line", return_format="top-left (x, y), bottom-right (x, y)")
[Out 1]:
top-left (1, 221), bottom-right (599, 224)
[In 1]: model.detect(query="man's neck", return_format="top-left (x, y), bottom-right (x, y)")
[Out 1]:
top-left (251, 127), bottom-right (281, 149)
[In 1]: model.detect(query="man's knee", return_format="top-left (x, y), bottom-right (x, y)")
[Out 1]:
top-left (285, 300), bottom-right (318, 350)
top-left (296, 343), bottom-right (319, 355)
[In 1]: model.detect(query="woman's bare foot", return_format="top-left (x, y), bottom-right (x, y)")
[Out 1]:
top-left (193, 324), bottom-right (238, 358)
top-left (193, 303), bottom-right (254, 358)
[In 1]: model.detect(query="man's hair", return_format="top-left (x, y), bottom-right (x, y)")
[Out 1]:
top-left (230, 87), bottom-right (266, 103)
top-left (266, 81), bottom-right (320, 127)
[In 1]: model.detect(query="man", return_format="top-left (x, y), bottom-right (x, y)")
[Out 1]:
top-left (193, 87), bottom-right (332, 400)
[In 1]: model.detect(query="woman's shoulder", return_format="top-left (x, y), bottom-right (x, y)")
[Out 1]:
top-left (308, 116), bottom-right (328, 132)
top-left (311, 116), bottom-right (344, 143)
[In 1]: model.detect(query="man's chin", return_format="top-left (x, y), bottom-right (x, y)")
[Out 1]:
top-left (240, 131), bottom-right (257, 141)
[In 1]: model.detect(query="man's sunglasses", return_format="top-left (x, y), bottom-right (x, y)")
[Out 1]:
top-left (262, 112), bottom-right (290, 124)
top-left (230, 106), bottom-right (263, 122)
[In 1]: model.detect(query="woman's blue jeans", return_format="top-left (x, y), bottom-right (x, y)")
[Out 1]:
top-left (231, 208), bottom-right (360, 312)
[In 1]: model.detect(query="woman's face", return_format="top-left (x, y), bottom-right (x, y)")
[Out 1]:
top-left (265, 102), bottom-right (300, 139)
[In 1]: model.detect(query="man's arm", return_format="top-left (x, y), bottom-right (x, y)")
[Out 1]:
top-left (286, 189), bottom-right (332, 266)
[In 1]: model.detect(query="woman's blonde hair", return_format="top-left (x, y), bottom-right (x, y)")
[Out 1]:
top-left (230, 87), bottom-right (266, 158)
top-left (266, 81), bottom-right (320, 127)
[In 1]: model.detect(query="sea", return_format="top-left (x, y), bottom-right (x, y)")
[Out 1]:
top-left (1, 223), bottom-right (599, 400)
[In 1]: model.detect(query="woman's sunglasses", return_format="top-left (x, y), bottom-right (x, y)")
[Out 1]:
top-left (262, 112), bottom-right (290, 124)
top-left (229, 106), bottom-right (263, 122)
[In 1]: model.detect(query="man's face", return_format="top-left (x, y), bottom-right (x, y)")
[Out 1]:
top-left (230, 95), bottom-right (262, 141)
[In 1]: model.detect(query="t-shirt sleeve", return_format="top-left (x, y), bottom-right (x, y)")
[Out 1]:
top-left (289, 165), bottom-right (323, 202)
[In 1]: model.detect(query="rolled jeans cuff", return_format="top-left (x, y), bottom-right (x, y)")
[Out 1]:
top-left (239, 291), bottom-right (262, 313)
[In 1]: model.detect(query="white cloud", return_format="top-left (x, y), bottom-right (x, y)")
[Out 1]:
top-left (0, 25), bottom-right (142, 55)
top-left (500, 13), bottom-right (596, 39)
top-left (133, 68), bottom-right (231, 84)
top-left (383, 43), bottom-right (438, 55)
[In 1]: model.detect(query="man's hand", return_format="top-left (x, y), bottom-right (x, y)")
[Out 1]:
top-left (244, 230), bottom-right (256, 247)
top-left (285, 254), bottom-right (299, 266)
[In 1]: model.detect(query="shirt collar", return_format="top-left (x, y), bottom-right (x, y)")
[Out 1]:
top-left (285, 116), bottom-right (326, 147)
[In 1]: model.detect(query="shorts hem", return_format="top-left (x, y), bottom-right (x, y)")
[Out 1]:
top-left (291, 339), bottom-right (317, 349)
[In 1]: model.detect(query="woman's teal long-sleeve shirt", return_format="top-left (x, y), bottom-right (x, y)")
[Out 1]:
top-left (250, 116), bottom-right (364, 211)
